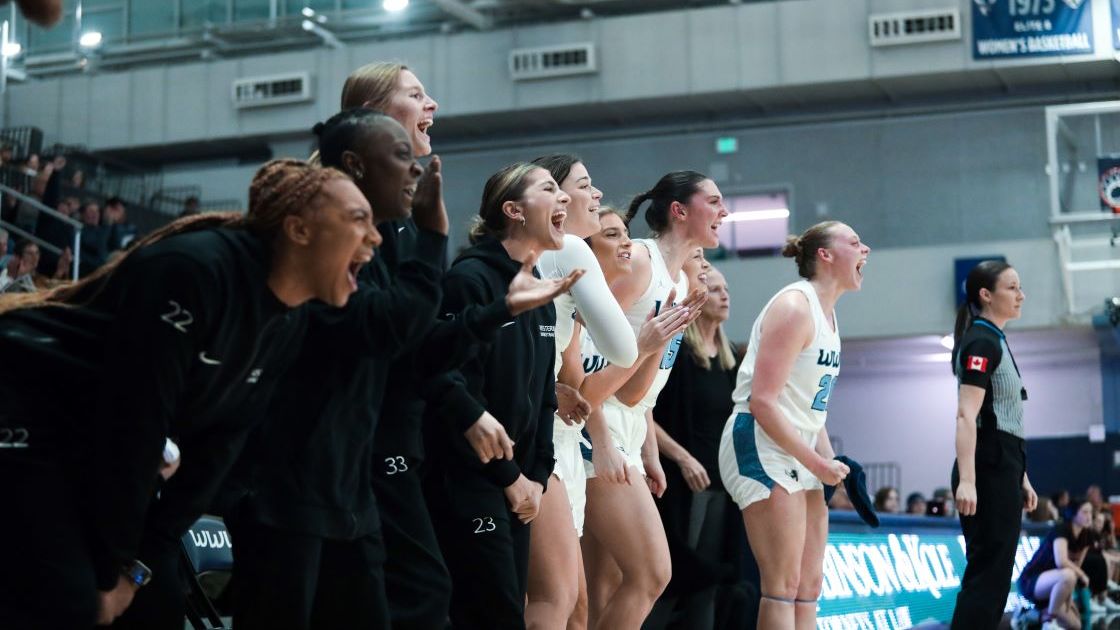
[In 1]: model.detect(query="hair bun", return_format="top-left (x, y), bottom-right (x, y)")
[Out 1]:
top-left (781, 235), bottom-right (802, 258)
top-left (311, 122), bottom-right (326, 136)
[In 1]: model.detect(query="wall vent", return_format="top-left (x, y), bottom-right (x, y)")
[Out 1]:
top-left (232, 72), bottom-right (312, 109)
top-left (509, 42), bottom-right (596, 81)
top-left (869, 8), bottom-right (961, 47)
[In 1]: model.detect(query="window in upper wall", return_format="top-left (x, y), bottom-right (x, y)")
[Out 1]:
top-left (82, 6), bottom-right (125, 44)
top-left (129, 1), bottom-right (176, 37)
top-left (233, 0), bottom-right (271, 22)
top-left (181, 0), bottom-right (230, 29)
top-left (286, 0), bottom-right (338, 15)
top-left (715, 191), bottom-right (791, 259)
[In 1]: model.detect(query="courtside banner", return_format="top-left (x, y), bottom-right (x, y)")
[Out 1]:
top-left (816, 532), bottom-right (1042, 629)
top-left (972, 0), bottom-right (1094, 60)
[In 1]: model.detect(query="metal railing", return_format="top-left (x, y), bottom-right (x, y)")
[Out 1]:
top-left (0, 182), bottom-right (82, 280)
top-left (863, 462), bottom-right (903, 499)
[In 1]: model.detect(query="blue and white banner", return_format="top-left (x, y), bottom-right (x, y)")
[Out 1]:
top-left (972, 0), bottom-right (1094, 59)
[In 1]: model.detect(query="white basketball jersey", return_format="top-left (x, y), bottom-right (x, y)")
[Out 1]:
top-left (617, 239), bottom-right (688, 411)
top-left (731, 280), bottom-right (841, 436)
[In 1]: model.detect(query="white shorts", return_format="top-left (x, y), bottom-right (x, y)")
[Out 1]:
top-left (718, 411), bottom-right (823, 510)
top-left (553, 419), bottom-right (588, 537)
top-left (583, 399), bottom-right (647, 479)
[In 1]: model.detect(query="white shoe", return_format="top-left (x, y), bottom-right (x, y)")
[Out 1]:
top-left (1110, 579), bottom-right (1120, 592)
top-left (1105, 597), bottom-right (1120, 613)
top-left (1088, 597), bottom-right (1108, 615)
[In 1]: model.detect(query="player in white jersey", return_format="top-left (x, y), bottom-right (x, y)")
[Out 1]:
top-left (526, 156), bottom-right (638, 630)
top-left (579, 172), bottom-right (726, 629)
top-left (718, 221), bottom-right (869, 630)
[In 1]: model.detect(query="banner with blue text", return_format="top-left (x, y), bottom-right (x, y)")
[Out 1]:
top-left (972, 0), bottom-right (1094, 59)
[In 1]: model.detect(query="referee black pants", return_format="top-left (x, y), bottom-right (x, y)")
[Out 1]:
top-left (371, 454), bottom-right (452, 629)
top-left (950, 431), bottom-right (1025, 630)
top-left (426, 474), bottom-right (531, 630)
top-left (226, 517), bottom-right (389, 630)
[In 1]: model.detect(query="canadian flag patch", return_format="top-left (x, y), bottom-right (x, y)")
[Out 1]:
top-left (966, 356), bottom-right (989, 373)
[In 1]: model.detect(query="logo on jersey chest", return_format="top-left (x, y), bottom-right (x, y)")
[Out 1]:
top-left (583, 354), bottom-right (607, 374)
top-left (539, 325), bottom-right (555, 338)
top-left (817, 349), bottom-right (841, 368)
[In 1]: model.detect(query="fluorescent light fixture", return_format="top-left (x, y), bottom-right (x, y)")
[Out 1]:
top-left (722, 208), bottom-right (790, 223)
top-left (939, 334), bottom-right (954, 350)
top-left (301, 19), bottom-right (314, 30)
top-left (2, 41), bottom-right (21, 58)
top-left (301, 7), bottom-right (315, 17)
top-left (79, 31), bottom-right (102, 48)
top-left (383, 0), bottom-right (409, 11)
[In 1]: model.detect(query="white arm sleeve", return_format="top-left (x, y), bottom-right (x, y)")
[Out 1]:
top-left (557, 236), bottom-right (638, 368)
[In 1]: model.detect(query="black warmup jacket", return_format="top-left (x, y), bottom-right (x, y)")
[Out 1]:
top-left (424, 236), bottom-right (557, 491)
top-left (371, 221), bottom-right (513, 461)
top-left (0, 227), bottom-right (304, 591)
top-left (226, 225), bottom-right (446, 539)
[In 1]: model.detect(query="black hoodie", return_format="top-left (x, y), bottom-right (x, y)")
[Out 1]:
top-left (225, 225), bottom-right (446, 539)
top-left (0, 227), bottom-right (304, 590)
top-left (424, 236), bottom-right (557, 491)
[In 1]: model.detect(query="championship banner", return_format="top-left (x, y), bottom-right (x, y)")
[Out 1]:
top-left (817, 532), bottom-right (1042, 629)
top-left (972, 0), bottom-right (1094, 59)
top-left (1098, 156), bottom-right (1120, 212)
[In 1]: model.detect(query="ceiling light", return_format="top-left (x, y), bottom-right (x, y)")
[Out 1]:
top-left (301, 7), bottom-right (315, 17)
top-left (301, 19), bottom-right (314, 31)
top-left (2, 42), bottom-right (21, 58)
top-left (722, 208), bottom-right (790, 223)
top-left (79, 31), bottom-right (102, 48)
top-left (383, 0), bottom-right (409, 12)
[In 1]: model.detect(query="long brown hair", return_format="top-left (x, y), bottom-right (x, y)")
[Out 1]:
top-left (0, 159), bottom-right (348, 314)
top-left (468, 163), bottom-right (542, 244)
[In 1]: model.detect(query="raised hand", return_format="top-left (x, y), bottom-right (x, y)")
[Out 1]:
top-left (411, 156), bottom-right (448, 236)
top-left (505, 250), bottom-right (585, 316)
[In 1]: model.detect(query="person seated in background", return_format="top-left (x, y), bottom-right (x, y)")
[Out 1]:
top-left (0, 144), bottom-right (13, 165)
top-left (873, 486), bottom-right (900, 514)
top-left (828, 485), bottom-right (854, 511)
top-left (179, 195), bottom-right (200, 218)
top-left (35, 198), bottom-right (74, 274)
top-left (78, 200), bottom-right (110, 275)
top-left (906, 492), bottom-right (927, 516)
top-left (104, 197), bottom-right (137, 251)
top-left (1028, 497), bottom-right (1058, 524)
top-left (0, 228), bottom-right (10, 270)
top-left (1018, 499), bottom-right (1096, 629)
top-left (1083, 509), bottom-right (1120, 614)
top-left (1087, 485), bottom-right (1105, 514)
top-left (1, 240), bottom-right (71, 293)
top-left (931, 487), bottom-right (956, 517)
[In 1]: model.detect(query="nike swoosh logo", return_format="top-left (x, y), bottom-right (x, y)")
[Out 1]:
top-left (398, 226), bottom-right (406, 233)
top-left (198, 352), bottom-right (221, 365)
top-left (500, 321), bottom-right (516, 328)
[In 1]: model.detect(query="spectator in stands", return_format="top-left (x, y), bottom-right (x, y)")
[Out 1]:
top-left (1053, 489), bottom-right (1071, 516)
top-left (79, 200), bottom-right (110, 274)
top-left (0, 143), bottom-right (13, 165)
top-left (179, 195), bottom-right (200, 218)
top-left (906, 492), bottom-right (927, 516)
top-left (828, 486), bottom-right (855, 511)
top-left (874, 486), bottom-right (901, 514)
top-left (1018, 499), bottom-right (1095, 628)
top-left (1028, 497), bottom-right (1058, 523)
top-left (1083, 510), bottom-right (1120, 613)
top-left (104, 197), bottom-right (137, 251)
top-left (932, 486), bottom-right (955, 517)
top-left (69, 168), bottom-right (85, 190)
top-left (2, 240), bottom-right (70, 292)
top-left (35, 198), bottom-right (74, 274)
top-left (1087, 484), bottom-right (1105, 513)
top-left (0, 228), bottom-right (9, 268)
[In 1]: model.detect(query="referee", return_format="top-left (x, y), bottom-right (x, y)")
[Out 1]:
top-left (950, 260), bottom-right (1039, 629)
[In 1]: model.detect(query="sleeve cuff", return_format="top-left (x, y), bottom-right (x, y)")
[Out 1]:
top-left (444, 386), bottom-right (487, 433)
top-left (413, 228), bottom-right (448, 264)
top-left (483, 459), bottom-right (522, 489)
top-left (465, 299), bottom-right (515, 341)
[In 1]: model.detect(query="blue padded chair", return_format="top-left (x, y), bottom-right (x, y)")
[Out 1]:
top-left (180, 516), bottom-right (233, 630)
